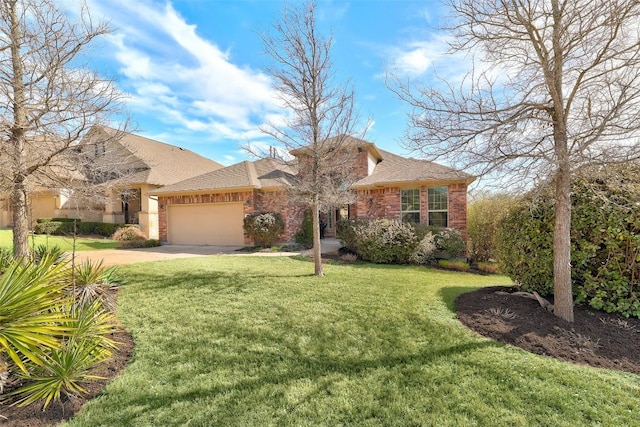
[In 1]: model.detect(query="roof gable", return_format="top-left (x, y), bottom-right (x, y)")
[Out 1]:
top-left (86, 126), bottom-right (224, 186)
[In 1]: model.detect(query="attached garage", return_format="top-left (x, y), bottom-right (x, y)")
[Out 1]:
top-left (167, 203), bottom-right (244, 246)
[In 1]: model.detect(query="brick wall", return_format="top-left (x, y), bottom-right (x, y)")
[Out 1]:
top-left (158, 190), bottom-right (305, 244)
top-left (254, 190), bottom-right (305, 242)
top-left (352, 182), bottom-right (469, 240)
top-left (157, 181), bottom-right (469, 244)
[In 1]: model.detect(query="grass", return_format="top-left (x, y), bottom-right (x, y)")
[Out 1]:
top-left (66, 257), bottom-right (640, 427)
top-left (0, 229), bottom-right (119, 252)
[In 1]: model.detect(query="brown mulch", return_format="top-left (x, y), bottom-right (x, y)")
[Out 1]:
top-left (0, 329), bottom-right (134, 427)
top-left (456, 286), bottom-right (640, 375)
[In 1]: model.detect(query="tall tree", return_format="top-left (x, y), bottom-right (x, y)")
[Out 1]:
top-left (260, 0), bottom-right (365, 276)
top-left (391, 0), bottom-right (640, 321)
top-left (0, 0), bottom-right (125, 259)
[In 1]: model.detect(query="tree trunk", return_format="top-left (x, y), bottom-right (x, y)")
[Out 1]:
top-left (11, 183), bottom-right (30, 260)
top-left (311, 200), bottom-right (323, 277)
top-left (553, 147), bottom-right (574, 322)
top-left (9, 0), bottom-right (30, 260)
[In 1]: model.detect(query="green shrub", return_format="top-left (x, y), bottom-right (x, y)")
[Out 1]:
top-left (355, 219), bottom-right (430, 264)
top-left (34, 220), bottom-right (129, 237)
top-left (0, 255), bottom-right (119, 409)
top-left (119, 239), bottom-right (162, 249)
top-left (336, 219), bottom-right (364, 252)
top-left (244, 212), bottom-right (285, 247)
top-left (294, 209), bottom-right (314, 245)
top-left (36, 217), bottom-right (78, 224)
top-left (437, 259), bottom-right (471, 272)
top-left (497, 164), bottom-right (640, 317)
top-left (336, 219), bottom-right (436, 264)
top-left (34, 221), bottom-right (74, 235)
top-left (434, 228), bottom-right (466, 259)
top-left (468, 194), bottom-right (514, 262)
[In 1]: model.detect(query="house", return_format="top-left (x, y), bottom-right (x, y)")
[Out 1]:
top-left (152, 137), bottom-right (475, 246)
top-left (0, 127), bottom-right (224, 239)
top-left (78, 126), bottom-right (224, 239)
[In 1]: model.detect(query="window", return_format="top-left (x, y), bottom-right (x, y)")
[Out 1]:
top-left (401, 188), bottom-right (420, 223)
top-left (428, 187), bottom-right (448, 227)
top-left (95, 142), bottom-right (105, 156)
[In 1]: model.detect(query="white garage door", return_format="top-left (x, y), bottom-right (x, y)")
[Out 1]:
top-left (167, 203), bottom-right (244, 246)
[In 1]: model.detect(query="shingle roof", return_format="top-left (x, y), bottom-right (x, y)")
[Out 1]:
top-left (94, 126), bottom-right (224, 186)
top-left (353, 149), bottom-right (474, 188)
top-left (152, 158), bottom-right (296, 194)
top-left (151, 137), bottom-right (473, 195)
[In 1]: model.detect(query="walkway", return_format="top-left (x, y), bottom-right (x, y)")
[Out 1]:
top-left (75, 238), bottom-right (342, 266)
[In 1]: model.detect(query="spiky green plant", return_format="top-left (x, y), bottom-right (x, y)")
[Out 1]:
top-left (9, 302), bottom-right (118, 409)
top-left (68, 259), bottom-right (120, 312)
top-left (0, 255), bottom-right (72, 374)
top-left (31, 244), bottom-right (67, 264)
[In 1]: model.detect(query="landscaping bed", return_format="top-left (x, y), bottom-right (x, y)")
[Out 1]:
top-left (1, 330), bottom-right (133, 427)
top-left (456, 286), bottom-right (640, 375)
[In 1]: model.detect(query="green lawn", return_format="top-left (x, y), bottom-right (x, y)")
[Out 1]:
top-left (0, 229), bottom-right (118, 252)
top-left (66, 257), bottom-right (640, 427)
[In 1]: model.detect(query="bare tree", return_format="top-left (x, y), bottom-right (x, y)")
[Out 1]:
top-left (0, 0), bottom-right (126, 259)
top-left (390, 0), bottom-right (640, 322)
top-left (259, 0), bottom-right (365, 276)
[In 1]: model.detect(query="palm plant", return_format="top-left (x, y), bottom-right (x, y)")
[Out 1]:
top-left (9, 302), bottom-right (118, 409)
top-left (0, 255), bottom-right (71, 374)
top-left (0, 251), bottom-right (121, 410)
top-left (67, 259), bottom-right (120, 312)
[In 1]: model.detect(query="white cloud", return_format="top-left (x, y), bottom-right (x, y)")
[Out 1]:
top-left (389, 36), bottom-right (449, 78)
top-left (86, 0), bottom-right (282, 147)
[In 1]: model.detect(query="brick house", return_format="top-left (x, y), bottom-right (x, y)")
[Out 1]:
top-left (152, 137), bottom-right (475, 245)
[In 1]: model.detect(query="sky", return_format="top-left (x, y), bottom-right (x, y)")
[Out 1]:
top-left (80, 0), bottom-right (451, 166)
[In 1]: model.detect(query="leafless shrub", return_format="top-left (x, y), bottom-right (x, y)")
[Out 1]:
top-left (485, 306), bottom-right (518, 320)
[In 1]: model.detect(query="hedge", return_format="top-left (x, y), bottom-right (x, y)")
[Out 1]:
top-left (497, 164), bottom-right (640, 317)
top-left (34, 220), bottom-right (137, 237)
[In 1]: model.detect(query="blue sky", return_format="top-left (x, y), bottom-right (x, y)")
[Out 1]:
top-left (82, 0), bottom-right (451, 166)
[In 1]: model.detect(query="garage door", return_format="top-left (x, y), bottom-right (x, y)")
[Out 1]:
top-left (167, 203), bottom-right (244, 245)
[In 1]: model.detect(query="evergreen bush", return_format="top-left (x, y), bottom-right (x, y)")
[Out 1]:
top-left (497, 164), bottom-right (640, 317)
top-left (243, 212), bottom-right (285, 247)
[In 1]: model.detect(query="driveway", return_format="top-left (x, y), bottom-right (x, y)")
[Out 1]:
top-left (74, 239), bottom-right (342, 266)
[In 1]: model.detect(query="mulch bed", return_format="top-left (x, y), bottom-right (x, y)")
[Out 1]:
top-left (0, 329), bottom-right (134, 427)
top-left (456, 286), bottom-right (640, 375)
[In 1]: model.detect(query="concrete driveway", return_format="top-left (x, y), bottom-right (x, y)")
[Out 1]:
top-left (74, 239), bottom-right (341, 267)
top-left (74, 245), bottom-right (242, 267)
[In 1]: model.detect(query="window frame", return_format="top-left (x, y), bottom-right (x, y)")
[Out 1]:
top-left (427, 186), bottom-right (449, 227)
top-left (400, 188), bottom-right (421, 224)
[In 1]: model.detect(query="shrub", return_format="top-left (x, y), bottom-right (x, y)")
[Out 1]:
top-left (336, 219), bottom-right (437, 265)
top-left (477, 262), bottom-right (501, 274)
top-left (336, 219), bottom-right (364, 252)
top-left (111, 226), bottom-right (146, 242)
top-left (34, 220), bottom-right (129, 237)
top-left (467, 193), bottom-right (514, 262)
top-left (119, 239), bottom-right (162, 249)
top-left (36, 217), bottom-right (78, 224)
top-left (68, 259), bottom-right (120, 312)
top-left (34, 221), bottom-right (74, 235)
top-left (352, 219), bottom-right (423, 264)
top-left (437, 259), bottom-right (471, 272)
top-left (434, 228), bottom-right (466, 259)
top-left (497, 164), bottom-right (640, 317)
top-left (295, 209), bottom-right (314, 245)
top-left (0, 255), bottom-right (119, 409)
top-left (243, 212), bottom-right (285, 247)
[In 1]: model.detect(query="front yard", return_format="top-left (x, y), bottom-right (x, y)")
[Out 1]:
top-left (0, 229), bottom-right (119, 252)
top-left (62, 256), bottom-right (639, 426)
